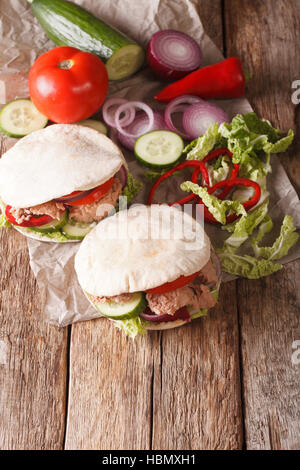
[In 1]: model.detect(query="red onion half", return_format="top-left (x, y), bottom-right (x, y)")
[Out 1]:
top-left (147, 30), bottom-right (202, 80)
top-left (182, 101), bottom-right (230, 139)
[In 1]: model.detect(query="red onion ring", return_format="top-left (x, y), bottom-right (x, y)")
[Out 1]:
top-left (117, 110), bottom-right (168, 150)
top-left (116, 165), bottom-right (128, 189)
top-left (55, 189), bottom-right (93, 204)
top-left (102, 98), bottom-right (136, 128)
top-left (164, 95), bottom-right (203, 139)
top-left (115, 101), bottom-right (154, 139)
top-left (140, 306), bottom-right (191, 323)
top-left (182, 101), bottom-right (230, 139)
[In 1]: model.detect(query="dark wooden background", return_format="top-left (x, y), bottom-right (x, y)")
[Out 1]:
top-left (0, 0), bottom-right (299, 450)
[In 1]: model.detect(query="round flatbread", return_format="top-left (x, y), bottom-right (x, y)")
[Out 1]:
top-left (75, 204), bottom-right (211, 296)
top-left (0, 124), bottom-right (125, 208)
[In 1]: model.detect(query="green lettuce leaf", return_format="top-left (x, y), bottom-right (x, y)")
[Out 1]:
top-left (221, 201), bottom-right (269, 253)
top-left (251, 215), bottom-right (299, 260)
top-left (0, 213), bottom-right (10, 228)
top-left (114, 316), bottom-right (147, 339)
top-left (219, 252), bottom-right (282, 279)
top-left (251, 215), bottom-right (273, 243)
top-left (122, 171), bottom-right (143, 205)
top-left (184, 122), bottom-right (220, 161)
top-left (180, 181), bottom-right (246, 225)
top-left (219, 112), bottom-right (294, 178)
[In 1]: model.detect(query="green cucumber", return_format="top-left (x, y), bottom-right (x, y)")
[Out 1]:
top-left (91, 292), bottom-right (146, 320)
top-left (61, 219), bottom-right (96, 240)
top-left (28, 0), bottom-right (145, 80)
top-left (134, 130), bottom-right (184, 169)
top-left (0, 99), bottom-right (48, 138)
top-left (76, 119), bottom-right (108, 135)
top-left (29, 210), bottom-right (68, 233)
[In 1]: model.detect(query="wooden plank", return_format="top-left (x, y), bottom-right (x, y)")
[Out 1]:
top-left (152, 281), bottom-right (243, 450)
top-left (0, 136), bottom-right (69, 449)
top-left (65, 319), bottom-right (160, 450)
top-left (237, 264), bottom-right (300, 450)
top-left (225, 0), bottom-right (300, 449)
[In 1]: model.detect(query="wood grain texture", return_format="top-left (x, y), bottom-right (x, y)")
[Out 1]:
top-left (0, 173), bottom-right (68, 449)
top-left (225, 0), bottom-right (300, 450)
top-left (237, 263), bottom-right (300, 450)
top-left (65, 319), bottom-right (160, 450)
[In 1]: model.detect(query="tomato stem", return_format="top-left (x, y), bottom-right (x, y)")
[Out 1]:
top-left (58, 60), bottom-right (73, 70)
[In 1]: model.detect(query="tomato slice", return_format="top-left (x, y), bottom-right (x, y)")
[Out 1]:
top-left (66, 178), bottom-right (115, 206)
top-left (5, 205), bottom-right (54, 227)
top-left (146, 270), bottom-right (200, 295)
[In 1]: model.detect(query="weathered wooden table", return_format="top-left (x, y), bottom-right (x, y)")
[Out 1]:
top-left (0, 0), bottom-right (299, 450)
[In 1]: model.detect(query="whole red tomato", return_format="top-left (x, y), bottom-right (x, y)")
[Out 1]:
top-left (28, 46), bottom-right (109, 123)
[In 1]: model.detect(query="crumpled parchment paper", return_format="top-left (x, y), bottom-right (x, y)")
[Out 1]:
top-left (1, 0), bottom-right (299, 326)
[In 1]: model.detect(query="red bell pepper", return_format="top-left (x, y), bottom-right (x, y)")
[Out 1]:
top-left (198, 177), bottom-right (261, 224)
top-left (155, 57), bottom-right (246, 102)
top-left (148, 160), bottom-right (209, 205)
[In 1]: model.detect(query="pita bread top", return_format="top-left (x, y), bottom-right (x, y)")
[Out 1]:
top-left (75, 205), bottom-right (211, 296)
top-left (0, 124), bottom-right (125, 208)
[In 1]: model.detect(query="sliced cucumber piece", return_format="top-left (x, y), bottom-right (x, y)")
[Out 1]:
top-left (76, 119), bottom-right (108, 135)
top-left (29, 210), bottom-right (68, 233)
top-left (134, 130), bottom-right (184, 169)
top-left (92, 292), bottom-right (146, 320)
top-left (62, 219), bottom-right (96, 240)
top-left (0, 99), bottom-right (48, 138)
top-left (106, 44), bottom-right (145, 80)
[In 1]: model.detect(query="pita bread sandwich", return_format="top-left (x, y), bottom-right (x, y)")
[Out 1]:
top-left (75, 204), bottom-right (221, 338)
top-left (0, 124), bottom-right (130, 242)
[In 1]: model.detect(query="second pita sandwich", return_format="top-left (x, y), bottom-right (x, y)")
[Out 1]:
top-left (75, 204), bottom-right (221, 338)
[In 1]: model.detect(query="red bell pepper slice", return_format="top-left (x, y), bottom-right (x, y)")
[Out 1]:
top-left (197, 177), bottom-right (261, 224)
top-left (155, 57), bottom-right (246, 102)
top-left (202, 147), bottom-right (239, 199)
top-left (148, 160), bottom-right (209, 205)
top-left (5, 205), bottom-right (54, 227)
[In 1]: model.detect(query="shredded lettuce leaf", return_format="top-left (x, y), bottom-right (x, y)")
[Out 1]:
top-left (180, 181), bottom-right (246, 224)
top-left (122, 171), bottom-right (143, 205)
top-left (221, 201), bottom-right (269, 253)
top-left (0, 213), bottom-right (10, 228)
top-left (251, 215), bottom-right (299, 261)
top-left (114, 316), bottom-right (147, 339)
top-left (251, 215), bottom-right (273, 244)
top-left (184, 122), bottom-right (220, 161)
top-left (218, 252), bottom-right (283, 279)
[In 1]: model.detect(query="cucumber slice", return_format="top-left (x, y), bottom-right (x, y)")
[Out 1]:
top-left (0, 99), bottom-right (48, 138)
top-left (62, 219), bottom-right (96, 240)
top-left (134, 130), bottom-right (184, 169)
top-left (92, 292), bottom-right (146, 320)
top-left (106, 44), bottom-right (145, 80)
top-left (29, 210), bottom-right (68, 233)
top-left (76, 119), bottom-right (108, 135)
